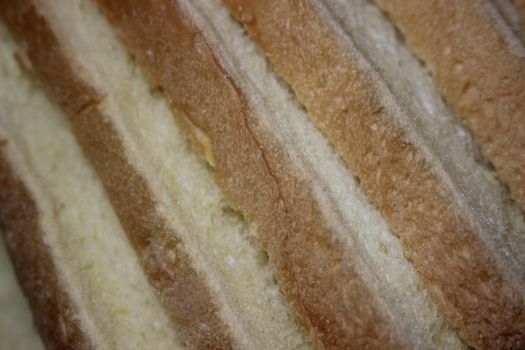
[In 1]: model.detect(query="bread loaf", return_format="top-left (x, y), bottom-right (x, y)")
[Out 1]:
top-left (0, 0), bottom-right (523, 349)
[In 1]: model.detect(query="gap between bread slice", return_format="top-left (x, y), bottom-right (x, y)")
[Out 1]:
top-left (0, 24), bottom-right (183, 349)
top-left (3, 1), bottom-right (310, 349)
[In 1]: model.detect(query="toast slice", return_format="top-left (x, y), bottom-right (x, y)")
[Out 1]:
top-left (224, 0), bottom-right (525, 348)
top-left (0, 1), bottom-right (309, 348)
top-left (0, 24), bottom-right (183, 349)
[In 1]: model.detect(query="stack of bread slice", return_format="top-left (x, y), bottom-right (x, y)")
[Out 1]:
top-left (0, 0), bottom-right (524, 349)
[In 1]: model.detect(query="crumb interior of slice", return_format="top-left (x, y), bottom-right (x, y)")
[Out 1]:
top-left (0, 239), bottom-right (44, 350)
top-left (323, 0), bottom-right (525, 282)
top-left (189, 1), bottom-right (466, 349)
top-left (37, 1), bottom-right (309, 349)
top-left (0, 25), bottom-right (184, 350)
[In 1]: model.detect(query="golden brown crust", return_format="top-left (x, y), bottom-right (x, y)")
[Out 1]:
top-left (0, 149), bottom-right (92, 350)
top-left (95, 0), bottom-right (404, 348)
top-left (0, 1), bottom-right (235, 348)
top-left (224, 0), bottom-right (525, 348)
top-left (375, 0), bottom-right (525, 214)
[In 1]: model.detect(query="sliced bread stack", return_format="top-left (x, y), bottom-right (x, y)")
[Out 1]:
top-left (0, 0), bottom-right (524, 349)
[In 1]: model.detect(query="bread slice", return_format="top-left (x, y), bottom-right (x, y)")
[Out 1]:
top-left (0, 240), bottom-right (43, 350)
top-left (94, 0), bottom-right (470, 348)
top-left (374, 0), bottom-right (525, 214)
top-left (0, 24), bottom-right (183, 349)
top-left (0, 0), bottom-right (310, 349)
top-left (224, 0), bottom-right (525, 348)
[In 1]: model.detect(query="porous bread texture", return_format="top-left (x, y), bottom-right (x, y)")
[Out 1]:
top-left (27, 0), bottom-right (309, 349)
top-left (191, 1), bottom-right (463, 349)
top-left (0, 25), bottom-right (184, 349)
top-left (0, 240), bottom-right (44, 350)
top-left (374, 0), bottom-right (525, 214)
top-left (224, 0), bottom-right (525, 348)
